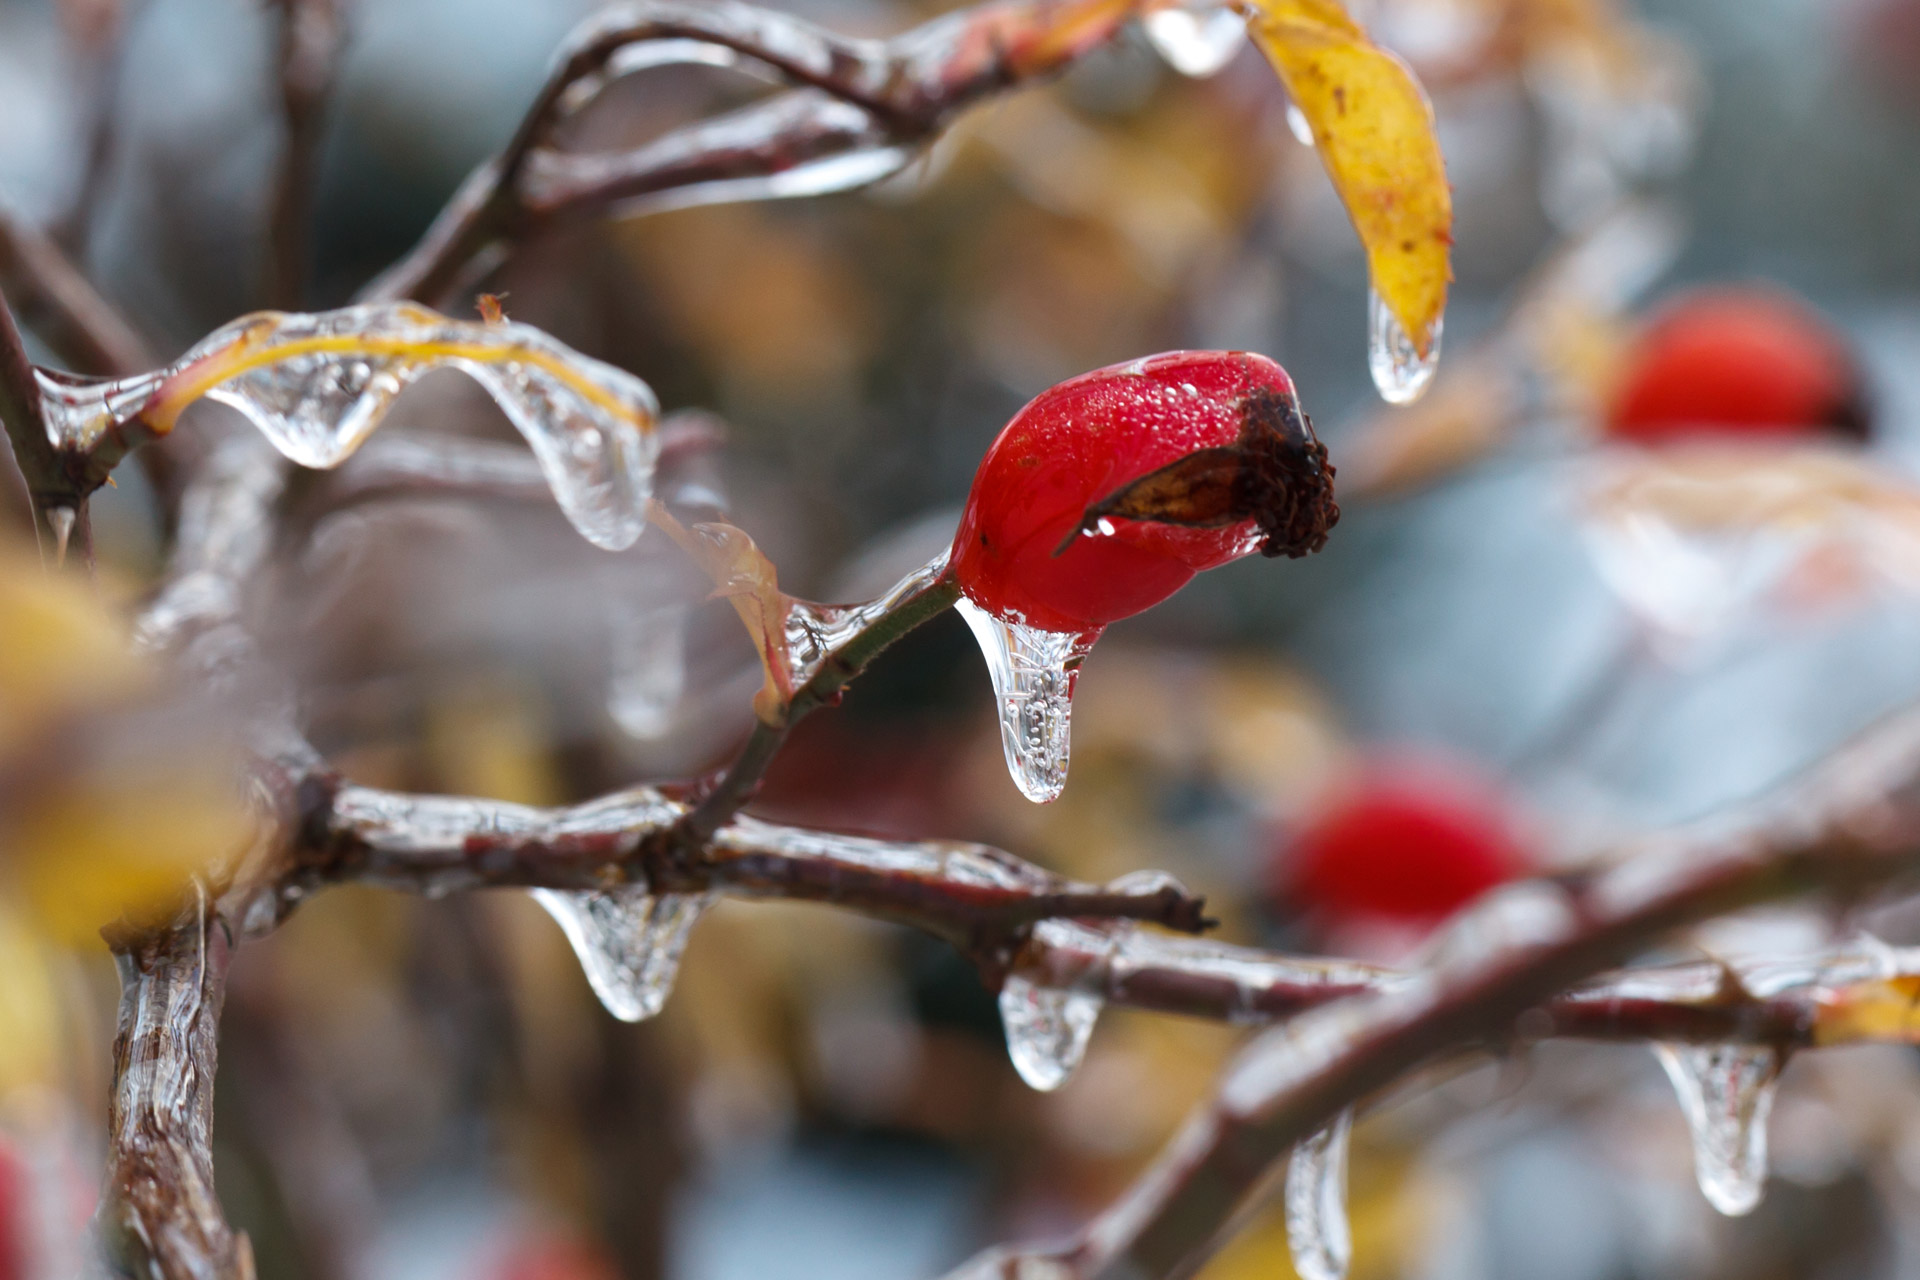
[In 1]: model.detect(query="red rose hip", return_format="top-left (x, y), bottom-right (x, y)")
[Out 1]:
top-left (949, 351), bottom-right (1337, 802)
top-left (1607, 287), bottom-right (1868, 446)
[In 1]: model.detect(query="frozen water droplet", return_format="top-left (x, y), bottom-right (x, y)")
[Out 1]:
top-left (1286, 1108), bottom-right (1354, 1280)
top-left (955, 597), bottom-right (1101, 804)
top-left (607, 603), bottom-right (688, 740)
top-left (36, 304), bottom-right (662, 551)
top-left (1143, 6), bottom-right (1246, 77)
top-left (534, 885), bottom-right (712, 1021)
top-left (47, 506), bottom-right (75, 568)
top-left (1287, 102), bottom-right (1316, 148)
top-left (1367, 288), bottom-right (1441, 406)
top-left (998, 920), bottom-right (1119, 1090)
top-left (1655, 1042), bottom-right (1782, 1216)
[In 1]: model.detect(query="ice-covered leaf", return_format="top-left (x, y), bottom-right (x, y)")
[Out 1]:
top-left (647, 503), bottom-right (796, 723)
top-left (33, 302), bottom-right (661, 549)
top-left (1245, 0), bottom-right (1452, 371)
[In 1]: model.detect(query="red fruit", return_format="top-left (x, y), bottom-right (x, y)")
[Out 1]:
top-left (1607, 287), bottom-right (1867, 446)
top-left (1279, 766), bottom-right (1527, 926)
top-left (951, 351), bottom-right (1338, 633)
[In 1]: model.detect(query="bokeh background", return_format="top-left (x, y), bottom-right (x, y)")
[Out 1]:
top-left (4, 0), bottom-right (1920, 1278)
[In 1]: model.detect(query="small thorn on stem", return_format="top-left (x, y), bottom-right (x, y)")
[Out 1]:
top-left (49, 506), bottom-right (76, 568)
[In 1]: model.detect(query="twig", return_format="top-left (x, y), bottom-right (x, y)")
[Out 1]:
top-left (968, 704), bottom-right (1920, 1280)
top-left (0, 281), bottom-right (88, 559)
top-left (0, 208), bottom-right (153, 375)
top-left (95, 911), bottom-right (255, 1280)
top-left (364, 0), bottom-right (1159, 303)
top-left (267, 0), bottom-right (346, 308)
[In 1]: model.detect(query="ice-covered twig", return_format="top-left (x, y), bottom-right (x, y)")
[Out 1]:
top-left (267, 0), bottom-right (347, 308)
top-left (0, 279), bottom-right (86, 559)
top-left (366, 0), bottom-right (1161, 303)
top-left (292, 784), bottom-right (1213, 951)
top-left (965, 705), bottom-right (1920, 1280)
top-left (95, 911), bottom-right (254, 1280)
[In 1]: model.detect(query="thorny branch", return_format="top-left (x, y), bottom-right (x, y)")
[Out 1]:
top-left (973, 710), bottom-right (1920, 1280)
top-left (366, 0), bottom-right (1164, 303)
top-left (0, 208), bottom-right (152, 376)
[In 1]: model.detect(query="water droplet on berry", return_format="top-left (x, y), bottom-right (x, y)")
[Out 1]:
top-left (1286, 1108), bottom-right (1354, 1280)
top-left (1654, 1042), bottom-right (1781, 1215)
top-left (1143, 5), bottom-right (1246, 77)
top-left (534, 886), bottom-right (712, 1021)
top-left (956, 598), bottom-right (1101, 803)
top-left (1287, 102), bottom-right (1316, 148)
top-left (1367, 288), bottom-right (1441, 405)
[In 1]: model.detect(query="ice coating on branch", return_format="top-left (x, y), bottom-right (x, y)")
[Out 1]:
top-left (1286, 1108), bottom-right (1354, 1280)
top-left (1367, 287), bottom-right (1441, 406)
top-left (1143, 6), bottom-right (1246, 77)
top-left (1654, 1043), bottom-right (1781, 1216)
top-left (955, 597), bottom-right (1101, 804)
top-left (34, 303), bottom-right (661, 550)
top-left (608, 602), bottom-right (689, 739)
top-left (535, 886), bottom-right (713, 1021)
top-left (783, 548), bottom-right (952, 690)
top-left (1000, 919), bottom-right (1119, 1090)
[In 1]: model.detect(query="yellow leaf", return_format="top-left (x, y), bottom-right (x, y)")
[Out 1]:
top-left (1244, 0), bottom-right (1452, 355)
top-left (18, 770), bottom-right (255, 945)
top-left (647, 503), bottom-right (794, 724)
top-left (0, 542), bottom-right (142, 758)
top-left (1814, 974), bottom-right (1920, 1047)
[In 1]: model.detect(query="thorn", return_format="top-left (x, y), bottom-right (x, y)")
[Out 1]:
top-left (105, 475), bottom-right (116, 488)
top-left (477, 293), bottom-right (509, 326)
top-left (48, 507), bottom-right (75, 569)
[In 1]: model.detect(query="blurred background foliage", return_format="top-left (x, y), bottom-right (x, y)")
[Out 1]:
top-left (2, 0), bottom-right (1920, 1278)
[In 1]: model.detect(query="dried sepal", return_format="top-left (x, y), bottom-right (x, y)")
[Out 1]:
top-left (647, 502), bottom-right (797, 724)
top-left (1057, 385), bottom-right (1338, 559)
top-left (1243, 0), bottom-right (1453, 356)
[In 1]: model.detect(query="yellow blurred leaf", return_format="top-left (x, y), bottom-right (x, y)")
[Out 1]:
top-left (18, 771), bottom-right (254, 945)
top-left (1814, 974), bottom-right (1920, 1047)
top-left (1245, 0), bottom-right (1453, 355)
top-left (648, 503), bottom-right (795, 724)
top-left (0, 904), bottom-right (65, 1094)
top-left (0, 543), bottom-right (142, 758)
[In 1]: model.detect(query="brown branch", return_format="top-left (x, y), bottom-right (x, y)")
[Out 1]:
top-left (0, 208), bottom-right (153, 376)
top-left (0, 280), bottom-right (86, 559)
top-left (95, 910), bottom-right (255, 1280)
top-left (363, 0), bottom-right (1159, 303)
top-left (267, 0), bottom-right (346, 309)
top-left (961, 705), bottom-right (1920, 1280)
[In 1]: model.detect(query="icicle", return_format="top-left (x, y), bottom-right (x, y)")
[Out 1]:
top-left (999, 919), bottom-right (1117, 1091)
top-left (47, 507), bottom-right (75, 568)
top-left (1285, 1108), bottom-right (1354, 1280)
top-left (534, 885), bottom-right (712, 1021)
top-left (34, 303), bottom-right (661, 551)
top-left (1654, 1043), bottom-right (1782, 1216)
top-left (1287, 102), bottom-right (1316, 148)
top-left (607, 602), bottom-right (688, 739)
top-left (1366, 287), bottom-right (1441, 406)
top-left (955, 597), bottom-right (1101, 804)
top-left (1143, 6), bottom-right (1247, 78)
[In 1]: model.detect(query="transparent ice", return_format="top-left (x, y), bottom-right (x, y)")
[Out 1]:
top-left (1285, 1108), bottom-right (1354, 1280)
top-left (1143, 6), bottom-right (1247, 78)
top-left (783, 549), bottom-right (952, 690)
top-left (35, 303), bottom-right (661, 550)
top-left (535, 885), bottom-right (713, 1022)
top-left (955, 596), bottom-right (1102, 804)
top-left (1367, 287), bottom-right (1441, 406)
top-left (999, 919), bottom-right (1118, 1091)
top-left (1654, 1042), bottom-right (1781, 1216)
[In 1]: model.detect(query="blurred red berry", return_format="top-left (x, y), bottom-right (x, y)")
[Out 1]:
top-left (950, 351), bottom-right (1337, 633)
top-left (0, 1139), bottom-right (30, 1280)
top-left (1278, 765), bottom-right (1528, 926)
top-left (1606, 287), bottom-right (1868, 446)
